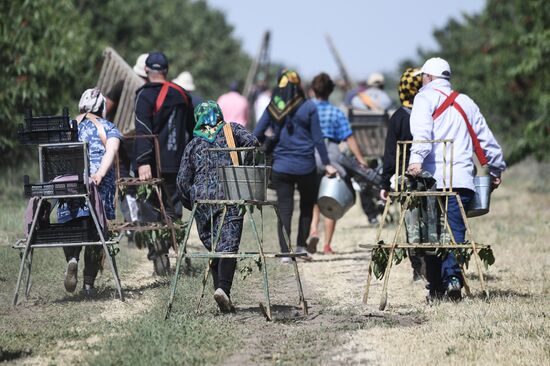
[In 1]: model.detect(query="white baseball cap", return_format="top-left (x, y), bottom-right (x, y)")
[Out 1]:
top-left (416, 57), bottom-right (451, 79)
top-left (132, 53), bottom-right (148, 78)
top-left (367, 72), bottom-right (384, 86)
top-left (172, 71), bottom-right (196, 91)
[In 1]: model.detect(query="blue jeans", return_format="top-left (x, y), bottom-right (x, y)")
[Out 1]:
top-left (425, 189), bottom-right (475, 290)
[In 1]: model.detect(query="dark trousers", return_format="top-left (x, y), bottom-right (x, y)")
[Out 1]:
top-left (425, 189), bottom-right (475, 290)
top-left (63, 218), bottom-right (102, 286)
top-left (271, 170), bottom-right (318, 252)
top-left (209, 258), bottom-right (237, 296)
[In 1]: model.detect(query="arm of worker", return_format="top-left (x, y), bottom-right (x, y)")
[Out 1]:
top-left (408, 94), bottom-right (433, 175)
top-left (310, 107), bottom-right (337, 176)
top-left (232, 122), bottom-right (259, 147)
top-left (185, 92), bottom-right (196, 142)
top-left (381, 113), bottom-right (399, 190)
top-left (469, 101), bottom-right (506, 188)
top-left (337, 108), bottom-right (367, 166)
top-left (176, 143), bottom-right (195, 211)
top-left (90, 137), bottom-right (121, 186)
top-left (134, 91), bottom-right (155, 180)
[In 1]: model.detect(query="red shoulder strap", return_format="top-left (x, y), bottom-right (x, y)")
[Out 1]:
top-left (432, 90), bottom-right (488, 166)
top-left (154, 82), bottom-right (190, 113)
top-left (432, 90), bottom-right (459, 120)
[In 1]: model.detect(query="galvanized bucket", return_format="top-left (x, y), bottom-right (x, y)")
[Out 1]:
top-left (218, 166), bottom-right (271, 202)
top-left (467, 175), bottom-right (492, 217)
top-left (317, 176), bottom-right (356, 220)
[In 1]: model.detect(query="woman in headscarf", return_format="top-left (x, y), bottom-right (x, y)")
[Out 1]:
top-left (177, 100), bottom-right (258, 313)
top-left (59, 87), bottom-right (122, 296)
top-left (254, 70), bottom-right (337, 261)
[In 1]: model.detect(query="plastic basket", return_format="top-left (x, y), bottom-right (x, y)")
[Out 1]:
top-left (23, 178), bottom-right (86, 197)
top-left (18, 108), bottom-right (78, 145)
top-left (40, 144), bottom-right (86, 182)
top-left (34, 219), bottom-right (98, 244)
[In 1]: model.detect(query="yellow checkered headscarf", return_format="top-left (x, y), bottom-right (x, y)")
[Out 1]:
top-left (398, 68), bottom-right (422, 108)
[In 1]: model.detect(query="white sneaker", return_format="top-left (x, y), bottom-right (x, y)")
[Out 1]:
top-left (213, 288), bottom-right (235, 313)
top-left (280, 257), bottom-right (292, 264)
top-left (295, 246), bottom-right (313, 262)
top-left (64, 258), bottom-right (78, 293)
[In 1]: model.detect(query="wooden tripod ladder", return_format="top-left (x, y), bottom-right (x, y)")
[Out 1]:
top-left (361, 140), bottom-right (490, 310)
top-left (164, 147), bottom-right (308, 321)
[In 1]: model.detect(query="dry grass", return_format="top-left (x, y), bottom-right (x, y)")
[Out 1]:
top-left (304, 158), bottom-right (550, 366)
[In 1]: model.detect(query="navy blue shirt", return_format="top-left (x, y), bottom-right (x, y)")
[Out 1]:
top-left (254, 100), bottom-right (330, 175)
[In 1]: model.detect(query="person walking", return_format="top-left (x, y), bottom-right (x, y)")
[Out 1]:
top-left (407, 57), bottom-right (506, 300)
top-left (60, 88), bottom-right (122, 296)
top-left (379, 67), bottom-right (425, 281)
top-left (134, 51), bottom-right (195, 275)
top-left (307, 72), bottom-right (368, 255)
top-left (254, 70), bottom-right (337, 261)
top-left (177, 101), bottom-right (258, 312)
top-left (217, 80), bottom-right (249, 128)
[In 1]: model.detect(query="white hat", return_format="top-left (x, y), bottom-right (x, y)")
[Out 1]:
top-left (367, 72), bottom-right (384, 86)
top-left (417, 57), bottom-right (451, 78)
top-left (133, 53), bottom-right (148, 78)
top-left (79, 88), bottom-right (105, 114)
top-left (172, 71), bottom-right (196, 91)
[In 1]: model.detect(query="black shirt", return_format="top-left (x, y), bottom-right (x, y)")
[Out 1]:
top-left (382, 107), bottom-right (413, 190)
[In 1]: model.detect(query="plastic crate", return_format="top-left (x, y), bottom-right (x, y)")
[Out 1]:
top-left (34, 219), bottom-right (98, 244)
top-left (18, 108), bottom-right (78, 145)
top-left (23, 176), bottom-right (86, 197)
top-left (40, 144), bottom-right (87, 182)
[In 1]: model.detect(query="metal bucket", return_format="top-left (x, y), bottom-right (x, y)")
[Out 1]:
top-left (317, 176), bottom-right (356, 220)
top-left (467, 175), bottom-right (492, 218)
top-left (218, 166), bottom-right (270, 202)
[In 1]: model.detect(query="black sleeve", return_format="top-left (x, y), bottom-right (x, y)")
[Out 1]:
top-left (134, 89), bottom-right (155, 167)
top-left (185, 91), bottom-right (195, 142)
top-left (381, 112), bottom-right (400, 190)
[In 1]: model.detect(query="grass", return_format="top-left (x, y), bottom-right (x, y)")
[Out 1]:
top-left (0, 158), bottom-right (549, 365)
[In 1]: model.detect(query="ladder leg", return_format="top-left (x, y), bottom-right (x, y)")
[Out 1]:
top-left (363, 259), bottom-right (374, 304)
top-left (456, 195), bottom-right (488, 299)
top-left (273, 205), bottom-right (307, 316)
top-left (14, 198), bottom-right (43, 306)
top-left (88, 197), bottom-right (124, 301)
top-left (379, 196), bottom-right (411, 310)
top-left (24, 249), bottom-right (34, 299)
top-left (196, 259), bottom-right (212, 311)
top-left (247, 206), bottom-right (272, 321)
top-left (165, 204), bottom-right (196, 320)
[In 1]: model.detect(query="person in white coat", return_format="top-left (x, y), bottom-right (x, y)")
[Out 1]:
top-left (407, 57), bottom-right (506, 301)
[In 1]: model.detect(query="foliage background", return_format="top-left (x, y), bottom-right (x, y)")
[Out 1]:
top-left (0, 0), bottom-right (250, 163)
top-left (0, 0), bottom-right (548, 165)
top-left (400, 0), bottom-right (549, 164)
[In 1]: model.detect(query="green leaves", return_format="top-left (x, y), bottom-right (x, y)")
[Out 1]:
top-left (411, 0), bottom-right (550, 163)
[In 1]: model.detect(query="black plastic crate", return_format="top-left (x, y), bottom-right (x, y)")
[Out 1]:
top-left (18, 108), bottom-right (78, 145)
top-left (34, 219), bottom-right (98, 244)
top-left (23, 176), bottom-right (86, 197)
top-left (40, 144), bottom-right (86, 182)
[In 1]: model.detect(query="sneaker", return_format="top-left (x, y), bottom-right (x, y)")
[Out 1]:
top-left (280, 257), bottom-right (292, 264)
top-left (446, 276), bottom-right (462, 301)
top-left (368, 217), bottom-right (379, 226)
top-left (83, 283), bottom-right (96, 297)
top-left (295, 246), bottom-right (313, 262)
top-left (64, 258), bottom-right (78, 293)
top-left (213, 288), bottom-right (235, 313)
top-left (323, 245), bottom-right (335, 255)
top-left (306, 235), bottom-right (319, 254)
